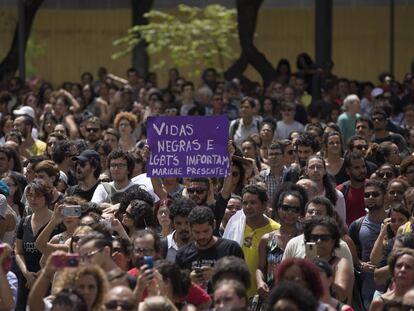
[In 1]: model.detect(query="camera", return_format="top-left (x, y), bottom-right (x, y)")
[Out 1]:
top-left (61, 205), bottom-right (82, 217)
top-left (51, 253), bottom-right (80, 268)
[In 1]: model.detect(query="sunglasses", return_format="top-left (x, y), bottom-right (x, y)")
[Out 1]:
top-left (86, 127), bottom-right (100, 133)
top-left (308, 234), bottom-right (332, 242)
top-left (187, 188), bottom-right (207, 195)
top-left (364, 191), bottom-right (381, 198)
top-left (377, 172), bottom-right (393, 178)
top-left (354, 144), bottom-right (368, 150)
top-left (105, 300), bottom-right (135, 311)
top-left (280, 204), bottom-right (301, 214)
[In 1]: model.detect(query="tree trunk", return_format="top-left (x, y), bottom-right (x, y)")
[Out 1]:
top-left (0, 0), bottom-right (44, 87)
top-left (225, 0), bottom-right (275, 87)
top-left (131, 0), bottom-right (154, 78)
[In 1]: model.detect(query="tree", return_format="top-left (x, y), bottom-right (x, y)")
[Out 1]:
top-left (224, 0), bottom-right (275, 87)
top-left (0, 0), bottom-right (44, 87)
top-left (113, 4), bottom-right (238, 78)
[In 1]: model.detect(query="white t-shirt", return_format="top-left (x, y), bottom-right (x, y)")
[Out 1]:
top-left (282, 233), bottom-right (353, 267)
top-left (91, 181), bottom-right (135, 205)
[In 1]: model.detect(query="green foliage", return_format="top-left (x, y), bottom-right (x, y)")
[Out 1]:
top-left (112, 4), bottom-right (238, 77)
top-left (26, 36), bottom-right (47, 77)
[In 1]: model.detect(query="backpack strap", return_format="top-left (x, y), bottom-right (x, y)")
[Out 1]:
top-left (339, 180), bottom-right (351, 198)
top-left (230, 119), bottom-right (240, 139)
top-left (349, 215), bottom-right (366, 259)
top-left (101, 182), bottom-right (117, 204)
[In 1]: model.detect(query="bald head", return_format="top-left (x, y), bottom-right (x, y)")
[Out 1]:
top-left (103, 286), bottom-right (135, 311)
top-left (296, 178), bottom-right (317, 199)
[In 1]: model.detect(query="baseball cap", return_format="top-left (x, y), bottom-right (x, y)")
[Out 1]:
top-left (13, 106), bottom-right (36, 120)
top-left (72, 149), bottom-right (100, 163)
top-left (371, 88), bottom-right (384, 98)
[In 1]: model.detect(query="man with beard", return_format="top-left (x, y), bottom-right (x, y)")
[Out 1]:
top-left (84, 116), bottom-right (103, 147)
top-left (176, 206), bottom-right (243, 291)
top-left (349, 179), bottom-right (387, 311)
top-left (165, 198), bottom-right (195, 262)
top-left (127, 229), bottom-right (162, 281)
top-left (282, 132), bottom-right (320, 183)
top-left (337, 151), bottom-right (368, 226)
top-left (186, 177), bottom-right (231, 234)
top-left (67, 149), bottom-right (101, 201)
top-left (13, 112), bottom-right (46, 158)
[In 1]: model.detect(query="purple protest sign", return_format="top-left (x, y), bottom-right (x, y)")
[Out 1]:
top-left (147, 116), bottom-right (230, 178)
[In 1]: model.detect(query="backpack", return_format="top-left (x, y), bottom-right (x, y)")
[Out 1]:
top-left (102, 182), bottom-right (123, 204)
top-left (348, 215), bottom-right (366, 259)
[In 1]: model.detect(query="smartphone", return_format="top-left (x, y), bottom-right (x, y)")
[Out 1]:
top-left (144, 256), bottom-right (154, 269)
top-left (62, 205), bottom-right (82, 217)
top-left (0, 245), bottom-right (12, 272)
top-left (51, 253), bottom-right (80, 268)
top-left (305, 242), bottom-right (317, 259)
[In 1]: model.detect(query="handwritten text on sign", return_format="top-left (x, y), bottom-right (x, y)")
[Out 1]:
top-left (147, 116), bottom-right (230, 177)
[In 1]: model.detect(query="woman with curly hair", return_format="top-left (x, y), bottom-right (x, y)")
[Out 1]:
top-left (29, 251), bottom-right (108, 311)
top-left (114, 111), bottom-right (138, 152)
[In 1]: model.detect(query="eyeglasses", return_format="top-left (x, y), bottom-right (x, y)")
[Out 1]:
top-left (364, 191), bottom-right (381, 198)
top-left (86, 127), bottom-right (100, 133)
top-left (389, 190), bottom-right (404, 196)
top-left (280, 204), bottom-right (301, 214)
top-left (377, 171), bottom-right (393, 178)
top-left (110, 163), bottom-right (127, 169)
top-left (354, 144), bottom-right (368, 150)
top-left (187, 187), bottom-right (207, 195)
top-left (133, 247), bottom-right (154, 254)
top-left (105, 300), bottom-right (135, 311)
top-left (308, 234), bottom-right (332, 242)
top-left (80, 247), bottom-right (104, 262)
top-left (119, 123), bottom-right (131, 128)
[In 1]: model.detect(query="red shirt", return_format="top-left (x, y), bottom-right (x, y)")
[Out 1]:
top-left (127, 267), bottom-right (211, 307)
top-left (336, 183), bottom-right (365, 225)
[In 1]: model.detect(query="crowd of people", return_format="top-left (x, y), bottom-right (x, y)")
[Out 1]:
top-left (1, 53), bottom-right (414, 311)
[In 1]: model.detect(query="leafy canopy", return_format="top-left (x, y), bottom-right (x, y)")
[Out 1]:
top-left (112, 4), bottom-right (238, 77)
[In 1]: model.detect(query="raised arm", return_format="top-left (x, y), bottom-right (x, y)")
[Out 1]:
top-left (0, 244), bottom-right (15, 311)
top-left (35, 204), bottom-right (65, 254)
top-left (370, 218), bottom-right (389, 266)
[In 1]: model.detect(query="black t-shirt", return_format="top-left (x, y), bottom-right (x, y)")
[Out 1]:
top-left (66, 182), bottom-right (101, 202)
top-left (16, 215), bottom-right (62, 272)
top-left (175, 238), bottom-right (244, 271)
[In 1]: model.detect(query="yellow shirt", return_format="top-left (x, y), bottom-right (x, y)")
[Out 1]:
top-left (403, 221), bottom-right (412, 234)
top-left (242, 218), bottom-right (280, 297)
